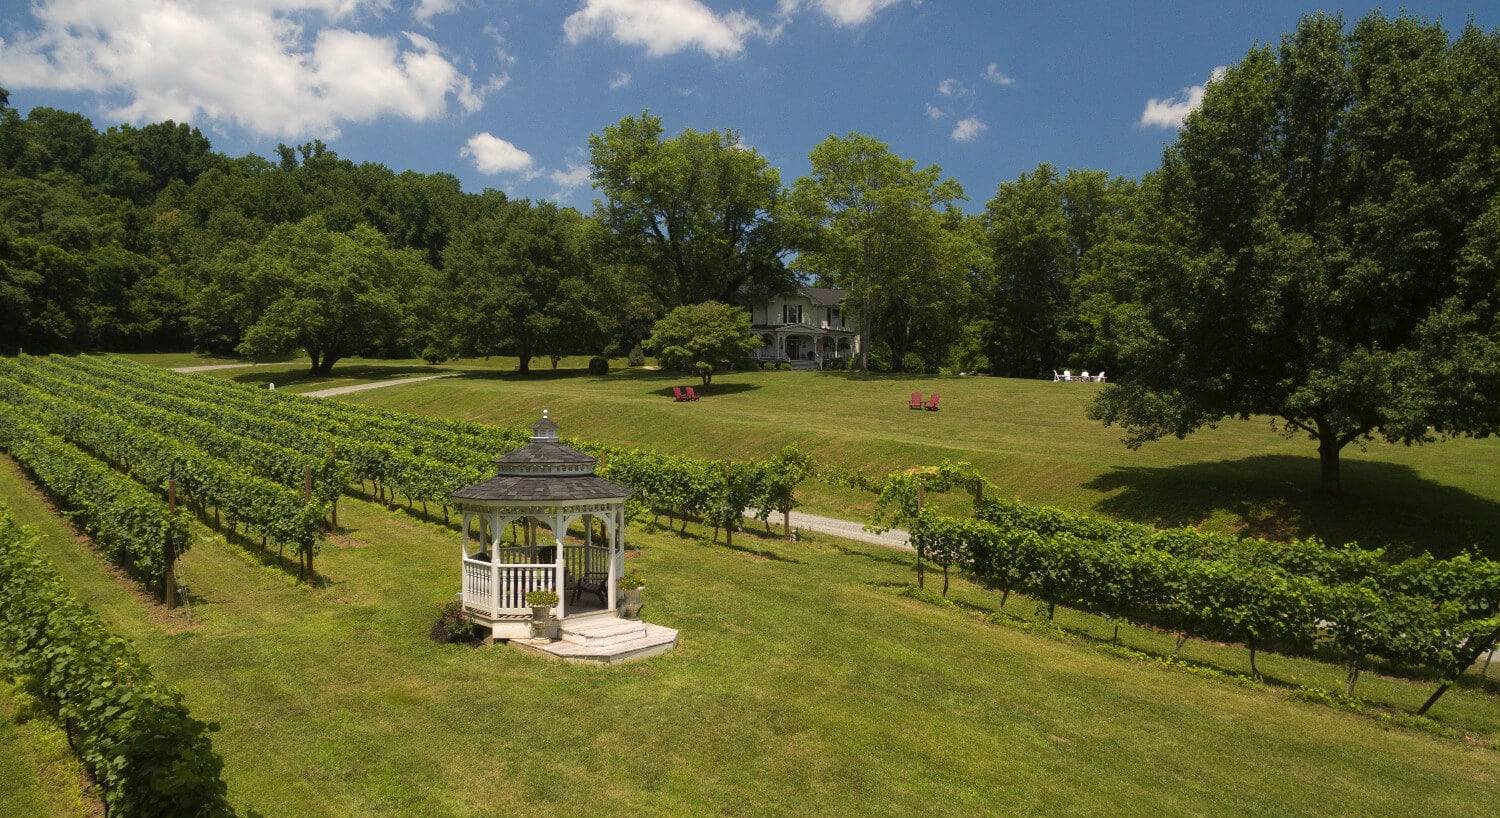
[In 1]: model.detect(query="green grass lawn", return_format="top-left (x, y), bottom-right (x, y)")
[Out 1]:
top-left (1, 455), bottom-right (1495, 816)
top-left (226, 362), bottom-right (1500, 561)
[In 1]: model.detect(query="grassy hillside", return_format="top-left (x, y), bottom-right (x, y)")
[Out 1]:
top-left (173, 357), bottom-right (1500, 561)
top-left (1, 453), bottom-right (1495, 816)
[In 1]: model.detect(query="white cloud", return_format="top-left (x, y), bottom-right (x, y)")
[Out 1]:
top-left (482, 24), bottom-right (518, 64)
top-left (457, 73), bottom-right (510, 112)
top-left (937, 78), bottom-right (972, 97)
top-left (925, 104), bottom-right (945, 120)
top-left (412, 0), bottom-right (463, 25)
top-left (549, 162), bottom-right (592, 190)
top-left (0, 0), bottom-right (484, 138)
top-left (1139, 66), bottom-right (1226, 129)
top-left (983, 63), bottom-right (1014, 86)
top-left (563, 0), bottom-right (770, 58)
top-left (950, 116), bottom-right (987, 142)
top-left (780, 0), bottom-right (905, 26)
top-left (461, 132), bottom-right (534, 174)
top-left (609, 70), bottom-right (633, 90)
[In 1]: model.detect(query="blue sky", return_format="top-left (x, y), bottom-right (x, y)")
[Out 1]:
top-left (0, 1), bottom-right (1494, 211)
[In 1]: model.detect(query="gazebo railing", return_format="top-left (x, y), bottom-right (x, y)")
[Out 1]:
top-left (564, 544), bottom-right (610, 583)
top-left (463, 557), bottom-right (556, 616)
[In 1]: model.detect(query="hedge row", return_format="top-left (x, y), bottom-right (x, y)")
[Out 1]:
top-left (0, 507), bottom-right (230, 816)
top-left (911, 512), bottom-right (1500, 708)
top-left (0, 407), bottom-right (188, 589)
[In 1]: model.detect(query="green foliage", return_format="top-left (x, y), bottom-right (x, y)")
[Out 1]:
top-left (1087, 12), bottom-right (1500, 492)
top-left (439, 200), bottom-right (612, 374)
top-left (0, 404), bottom-right (187, 589)
top-left (210, 219), bottom-right (429, 374)
top-left (903, 494), bottom-right (1500, 695)
top-left (588, 355), bottom-right (609, 375)
top-left (432, 600), bottom-right (474, 644)
top-left (0, 507), bottom-right (230, 815)
top-left (620, 569), bottom-right (646, 590)
top-left (790, 132), bottom-right (980, 371)
top-left (0, 358), bottom-right (326, 560)
top-left (525, 589), bottom-right (560, 607)
top-left (643, 301), bottom-right (761, 386)
top-left (980, 164), bottom-right (1136, 377)
top-left (900, 351), bottom-right (925, 374)
top-left (627, 345), bottom-right (646, 367)
top-left (589, 112), bottom-right (792, 307)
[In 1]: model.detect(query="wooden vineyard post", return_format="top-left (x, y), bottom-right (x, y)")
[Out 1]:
top-left (302, 464), bottom-right (313, 582)
top-left (328, 441), bottom-right (338, 530)
top-left (914, 481), bottom-right (925, 590)
top-left (165, 477), bottom-right (178, 609)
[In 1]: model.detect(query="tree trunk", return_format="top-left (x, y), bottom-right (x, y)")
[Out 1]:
top-left (1174, 632), bottom-right (1189, 657)
top-left (1248, 637), bottom-right (1262, 682)
top-left (1345, 661), bottom-right (1361, 697)
top-left (999, 586), bottom-right (1010, 608)
top-left (941, 564), bottom-right (949, 597)
top-left (1316, 421), bottom-right (1342, 494)
top-left (1416, 682), bottom-right (1451, 716)
top-left (518, 354), bottom-right (531, 374)
top-left (859, 277), bottom-right (871, 371)
top-left (308, 349), bottom-right (322, 374)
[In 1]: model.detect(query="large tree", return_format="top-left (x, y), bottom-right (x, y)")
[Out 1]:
top-left (589, 112), bottom-right (793, 309)
top-left (1089, 12), bottom-right (1500, 493)
top-left (790, 133), bottom-right (977, 371)
top-left (440, 200), bottom-right (609, 373)
top-left (203, 218), bottom-right (430, 374)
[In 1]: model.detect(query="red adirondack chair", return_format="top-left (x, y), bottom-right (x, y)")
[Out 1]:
top-left (686, 386), bottom-right (701, 401)
top-left (908, 391), bottom-right (923, 410)
top-left (672, 386), bottom-right (686, 402)
top-left (925, 393), bottom-right (941, 411)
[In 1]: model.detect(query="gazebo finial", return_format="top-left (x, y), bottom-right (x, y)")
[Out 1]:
top-left (531, 409), bottom-right (559, 441)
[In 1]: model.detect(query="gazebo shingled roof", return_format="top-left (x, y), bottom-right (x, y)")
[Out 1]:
top-left (452, 410), bottom-right (632, 503)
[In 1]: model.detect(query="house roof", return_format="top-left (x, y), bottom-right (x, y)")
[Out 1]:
top-left (799, 286), bottom-right (847, 307)
top-left (452, 411), bottom-right (632, 504)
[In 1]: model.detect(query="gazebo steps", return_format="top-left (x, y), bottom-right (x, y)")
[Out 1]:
top-left (561, 617), bottom-right (647, 647)
top-left (512, 619), bottom-right (678, 664)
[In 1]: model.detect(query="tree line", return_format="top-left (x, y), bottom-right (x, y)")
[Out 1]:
top-left (2, 10), bottom-right (1497, 490)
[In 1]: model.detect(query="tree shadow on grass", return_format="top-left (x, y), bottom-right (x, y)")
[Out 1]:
top-left (230, 364), bottom-right (444, 388)
top-left (1083, 455), bottom-right (1500, 559)
top-left (644, 382), bottom-right (761, 398)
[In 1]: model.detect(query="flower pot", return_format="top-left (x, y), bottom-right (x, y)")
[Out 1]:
top-left (621, 587), bottom-right (643, 620)
top-left (530, 605), bottom-right (559, 640)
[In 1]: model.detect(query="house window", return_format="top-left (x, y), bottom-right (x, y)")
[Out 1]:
top-left (782, 304), bottom-right (802, 325)
top-left (828, 306), bottom-right (841, 328)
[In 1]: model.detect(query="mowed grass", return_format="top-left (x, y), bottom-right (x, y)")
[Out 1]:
top-left (235, 362), bottom-right (1500, 560)
top-left (1, 456), bottom-right (1496, 816)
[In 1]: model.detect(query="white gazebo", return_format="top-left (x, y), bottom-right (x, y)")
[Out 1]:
top-left (451, 411), bottom-right (676, 662)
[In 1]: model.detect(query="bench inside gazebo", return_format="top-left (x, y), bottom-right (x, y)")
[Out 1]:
top-left (451, 411), bottom-right (677, 663)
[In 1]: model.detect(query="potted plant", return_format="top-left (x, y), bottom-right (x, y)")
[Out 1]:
top-left (620, 570), bottom-right (645, 620)
top-left (526, 590), bottom-right (560, 640)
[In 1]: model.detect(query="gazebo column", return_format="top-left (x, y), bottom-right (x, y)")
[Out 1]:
top-left (553, 511), bottom-right (566, 619)
top-left (607, 508), bottom-right (620, 613)
top-left (489, 510), bottom-right (501, 617)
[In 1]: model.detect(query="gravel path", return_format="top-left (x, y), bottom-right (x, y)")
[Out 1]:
top-left (171, 362), bottom-right (263, 373)
top-left (301, 373), bottom-right (458, 398)
top-left (743, 509), bottom-right (911, 551)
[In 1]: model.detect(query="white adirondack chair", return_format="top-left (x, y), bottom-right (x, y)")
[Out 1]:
top-left (1063, 370), bottom-right (1073, 382)
top-left (1081, 371), bottom-right (1091, 382)
top-left (1052, 370), bottom-right (1063, 382)
top-left (1094, 371), bottom-right (1107, 383)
